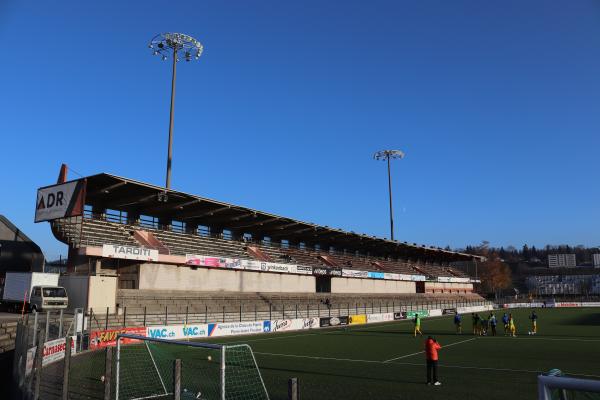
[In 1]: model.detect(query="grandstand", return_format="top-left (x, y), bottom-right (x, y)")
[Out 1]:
top-left (41, 172), bottom-right (483, 314)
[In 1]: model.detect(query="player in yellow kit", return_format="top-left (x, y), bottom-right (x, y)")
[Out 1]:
top-left (414, 313), bottom-right (423, 337)
top-left (509, 313), bottom-right (516, 337)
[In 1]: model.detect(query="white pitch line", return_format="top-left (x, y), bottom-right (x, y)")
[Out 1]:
top-left (383, 337), bottom-right (477, 363)
top-left (254, 351), bottom-right (600, 379)
top-left (254, 351), bottom-right (384, 364)
top-left (480, 336), bottom-right (600, 343)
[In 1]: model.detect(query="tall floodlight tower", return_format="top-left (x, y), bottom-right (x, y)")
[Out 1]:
top-left (373, 150), bottom-right (405, 241)
top-left (149, 33), bottom-right (203, 190)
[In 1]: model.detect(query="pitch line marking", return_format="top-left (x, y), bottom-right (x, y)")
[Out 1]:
top-left (382, 337), bottom-right (476, 363)
top-left (479, 336), bottom-right (600, 343)
top-left (254, 351), bottom-right (600, 379)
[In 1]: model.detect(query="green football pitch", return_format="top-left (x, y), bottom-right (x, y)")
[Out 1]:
top-left (210, 307), bottom-right (600, 400)
top-left (61, 307), bottom-right (600, 400)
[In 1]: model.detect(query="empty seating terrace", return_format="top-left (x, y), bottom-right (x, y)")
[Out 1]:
top-left (115, 289), bottom-right (485, 315)
top-left (60, 217), bottom-right (465, 278)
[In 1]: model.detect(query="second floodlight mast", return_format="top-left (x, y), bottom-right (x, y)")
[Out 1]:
top-left (373, 150), bottom-right (405, 241)
top-left (149, 33), bottom-right (203, 191)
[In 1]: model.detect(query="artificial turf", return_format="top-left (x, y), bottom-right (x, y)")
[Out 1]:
top-left (210, 307), bottom-right (600, 400)
top-left (57, 307), bottom-right (600, 400)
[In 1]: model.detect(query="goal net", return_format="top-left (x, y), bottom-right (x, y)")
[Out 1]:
top-left (538, 374), bottom-right (600, 400)
top-left (115, 334), bottom-right (269, 400)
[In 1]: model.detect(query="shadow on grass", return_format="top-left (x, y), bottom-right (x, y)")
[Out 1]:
top-left (561, 313), bottom-right (600, 326)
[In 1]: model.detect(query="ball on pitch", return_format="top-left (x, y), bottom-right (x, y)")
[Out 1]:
top-left (207, 355), bottom-right (212, 361)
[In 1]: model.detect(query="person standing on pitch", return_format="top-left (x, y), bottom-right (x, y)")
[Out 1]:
top-left (425, 336), bottom-right (442, 386)
top-left (509, 313), bottom-right (517, 337)
top-left (489, 312), bottom-right (497, 336)
top-left (529, 310), bottom-right (538, 335)
top-left (454, 313), bottom-right (462, 334)
top-left (502, 312), bottom-right (510, 335)
top-left (414, 313), bottom-right (423, 337)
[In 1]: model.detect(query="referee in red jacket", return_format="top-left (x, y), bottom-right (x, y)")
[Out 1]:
top-left (425, 336), bottom-right (442, 386)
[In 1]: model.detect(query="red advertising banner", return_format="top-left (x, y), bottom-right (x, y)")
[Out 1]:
top-left (89, 327), bottom-right (146, 349)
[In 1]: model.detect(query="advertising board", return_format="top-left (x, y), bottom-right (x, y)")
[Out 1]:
top-left (319, 316), bottom-right (349, 327)
top-left (35, 180), bottom-right (86, 223)
top-left (367, 313), bottom-right (394, 323)
top-left (405, 310), bottom-right (429, 319)
top-left (207, 321), bottom-right (270, 337)
top-left (367, 272), bottom-right (385, 279)
top-left (186, 255), bottom-right (241, 269)
top-left (90, 327), bottom-right (146, 349)
top-left (393, 312), bottom-right (406, 320)
top-left (342, 269), bottom-right (369, 278)
top-left (349, 314), bottom-right (367, 325)
top-left (270, 318), bottom-right (320, 332)
top-left (146, 324), bottom-right (208, 340)
top-left (103, 245), bottom-right (159, 262)
top-left (26, 336), bottom-right (77, 375)
top-left (290, 265), bottom-right (313, 275)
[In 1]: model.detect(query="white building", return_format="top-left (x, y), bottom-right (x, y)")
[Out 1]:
top-left (548, 254), bottom-right (576, 268)
top-left (593, 254), bottom-right (600, 268)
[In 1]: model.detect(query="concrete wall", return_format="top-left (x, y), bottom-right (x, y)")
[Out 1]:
top-left (58, 275), bottom-right (117, 312)
top-left (139, 264), bottom-right (316, 293)
top-left (88, 276), bottom-right (117, 313)
top-left (59, 275), bottom-right (89, 310)
top-left (331, 278), bottom-right (416, 294)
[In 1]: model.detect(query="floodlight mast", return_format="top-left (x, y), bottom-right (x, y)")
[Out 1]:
top-left (373, 150), bottom-right (405, 241)
top-left (149, 33), bottom-right (203, 189)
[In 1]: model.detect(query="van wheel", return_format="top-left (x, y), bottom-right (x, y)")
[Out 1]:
top-left (30, 305), bottom-right (37, 313)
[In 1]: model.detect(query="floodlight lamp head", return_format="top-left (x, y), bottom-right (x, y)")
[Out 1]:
top-left (373, 149), bottom-right (405, 161)
top-left (149, 32), bottom-right (204, 63)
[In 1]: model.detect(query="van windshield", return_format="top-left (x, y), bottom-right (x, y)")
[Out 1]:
top-left (42, 288), bottom-right (67, 297)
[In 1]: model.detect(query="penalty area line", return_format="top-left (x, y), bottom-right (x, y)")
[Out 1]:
top-left (383, 337), bottom-right (477, 363)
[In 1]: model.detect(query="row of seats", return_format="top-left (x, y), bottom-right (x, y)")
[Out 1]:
top-left (115, 289), bottom-right (486, 314)
top-left (56, 217), bottom-right (467, 279)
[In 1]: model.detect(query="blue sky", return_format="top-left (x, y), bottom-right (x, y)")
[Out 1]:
top-left (1, 1), bottom-right (599, 260)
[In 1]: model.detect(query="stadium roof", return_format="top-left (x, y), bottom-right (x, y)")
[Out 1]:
top-left (81, 173), bottom-right (482, 262)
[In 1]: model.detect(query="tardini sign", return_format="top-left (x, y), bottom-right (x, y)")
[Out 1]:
top-left (102, 244), bottom-right (159, 261)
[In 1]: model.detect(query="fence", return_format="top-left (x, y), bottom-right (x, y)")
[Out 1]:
top-left (10, 298), bottom-right (492, 400)
top-left (87, 298), bottom-right (492, 331)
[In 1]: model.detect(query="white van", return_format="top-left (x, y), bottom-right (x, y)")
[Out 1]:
top-left (29, 285), bottom-right (69, 311)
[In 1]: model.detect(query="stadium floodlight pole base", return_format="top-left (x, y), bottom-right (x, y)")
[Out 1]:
top-left (538, 374), bottom-right (600, 400)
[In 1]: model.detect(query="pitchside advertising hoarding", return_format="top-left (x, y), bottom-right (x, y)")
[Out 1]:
top-left (102, 244), bottom-right (159, 261)
top-left (348, 314), bottom-right (367, 325)
top-left (90, 327), bottom-right (146, 349)
top-left (367, 313), bottom-right (394, 323)
top-left (146, 324), bottom-right (209, 340)
top-left (26, 336), bottom-right (77, 375)
top-left (405, 310), bottom-right (429, 319)
top-left (207, 321), bottom-right (270, 337)
top-left (270, 318), bottom-right (320, 332)
top-left (319, 316), bottom-right (349, 327)
top-left (35, 180), bottom-right (86, 222)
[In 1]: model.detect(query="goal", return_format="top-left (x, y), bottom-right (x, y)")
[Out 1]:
top-left (115, 334), bottom-right (270, 400)
top-left (538, 374), bottom-right (600, 400)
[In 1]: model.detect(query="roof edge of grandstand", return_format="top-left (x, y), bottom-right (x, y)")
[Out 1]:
top-left (74, 172), bottom-right (484, 262)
